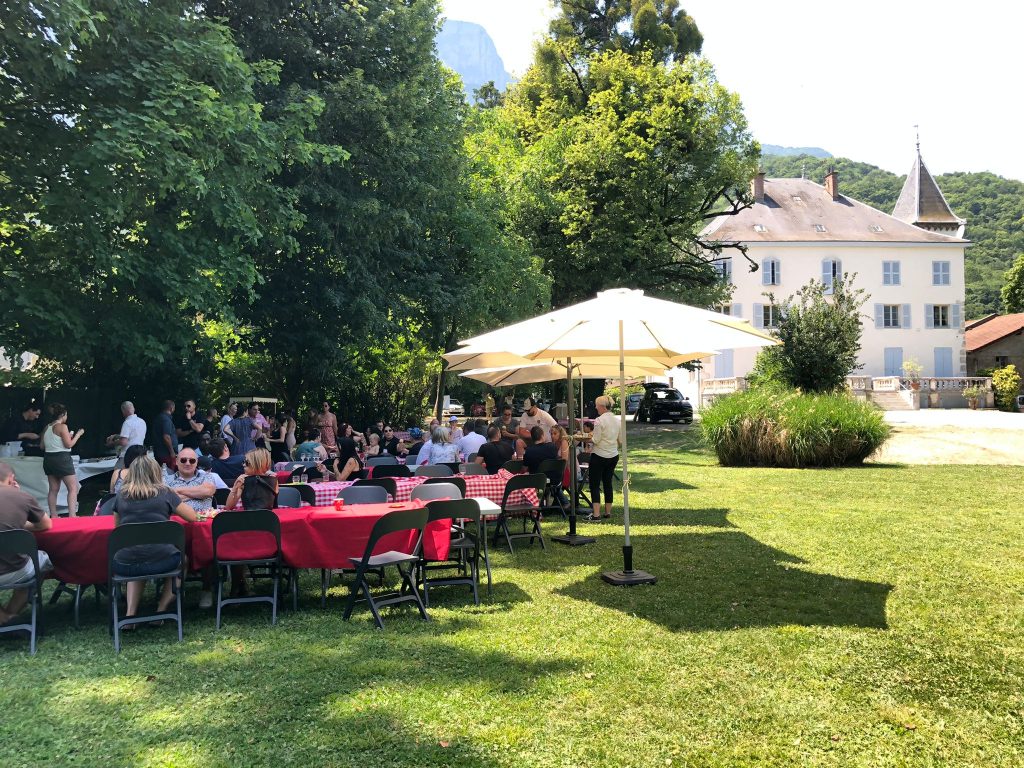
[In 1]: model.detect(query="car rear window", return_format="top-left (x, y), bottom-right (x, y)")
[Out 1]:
top-left (652, 390), bottom-right (682, 401)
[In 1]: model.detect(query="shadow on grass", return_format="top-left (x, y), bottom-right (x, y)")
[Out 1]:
top-left (626, 473), bottom-right (696, 492)
top-left (626, 507), bottom-right (736, 528)
top-left (556, 530), bottom-right (891, 632)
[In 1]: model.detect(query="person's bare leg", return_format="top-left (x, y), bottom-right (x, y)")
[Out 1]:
top-left (46, 476), bottom-right (60, 517)
top-left (64, 475), bottom-right (79, 517)
top-left (0, 588), bottom-right (29, 622)
top-left (604, 502), bottom-right (613, 518)
top-left (157, 577), bottom-right (176, 612)
top-left (125, 581), bottom-right (143, 616)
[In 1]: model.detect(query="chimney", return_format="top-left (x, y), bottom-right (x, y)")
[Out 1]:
top-left (751, 171), bottom-right (765, 204)
top-left (824, 166), bottom-right (839, 200)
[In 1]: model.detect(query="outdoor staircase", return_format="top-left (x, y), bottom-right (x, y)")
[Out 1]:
top-left (869, 391), bottom-right (915, 411)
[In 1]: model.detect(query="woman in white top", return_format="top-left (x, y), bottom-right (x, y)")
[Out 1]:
top-left (586, 395), bottom-right (621, 521)
top-left (41, 402), bottom-right (85, 516)
top-left (427, 426), bottom-right (460, 465)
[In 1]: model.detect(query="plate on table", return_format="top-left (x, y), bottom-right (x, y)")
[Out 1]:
top-left (388, 504), bottom-right (404, 508)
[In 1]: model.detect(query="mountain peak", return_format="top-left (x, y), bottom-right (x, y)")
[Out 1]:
top-left (437, 20), bottom-right (513, 99)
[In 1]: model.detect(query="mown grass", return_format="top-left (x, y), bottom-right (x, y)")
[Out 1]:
top-left (2, 425), bottom-right (1023, 767)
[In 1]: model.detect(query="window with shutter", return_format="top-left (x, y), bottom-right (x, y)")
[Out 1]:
top-left (882, 261), bottom-right (901, 285)
top-left (932, 261), bottom-right (951, 285)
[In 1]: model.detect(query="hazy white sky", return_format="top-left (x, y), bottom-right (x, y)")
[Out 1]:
top-left (440, 0), bottom-right (1024, 181)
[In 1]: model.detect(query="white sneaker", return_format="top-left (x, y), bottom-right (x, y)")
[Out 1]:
top-left (198, 590), bottom-right (213, 609)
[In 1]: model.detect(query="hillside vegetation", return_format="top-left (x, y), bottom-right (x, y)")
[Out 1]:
top-left (759, 154), bottom-right (1024, 318)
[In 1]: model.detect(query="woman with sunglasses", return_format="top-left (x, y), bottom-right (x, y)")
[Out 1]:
top-left (381, 425), bottom-right (407, 457)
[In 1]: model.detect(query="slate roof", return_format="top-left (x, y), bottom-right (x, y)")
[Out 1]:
top-left (892, 152), bottom-right (965, 226)
top-left (965, 313), bottom-right (1024, 352)
top-left (702, 177), bottom-right (967, 244)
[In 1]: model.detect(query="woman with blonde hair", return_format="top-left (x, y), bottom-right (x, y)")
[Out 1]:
top-left (223, 448), bottom-right (278, 598)
top-left (585, 395), bottom-right (621, 521)
top-left (112, 455), bottom-right (197, 621)
top-left (41, 402), bottom-right (85, 516)
top-left (427, 426), bottom-right (459, 465)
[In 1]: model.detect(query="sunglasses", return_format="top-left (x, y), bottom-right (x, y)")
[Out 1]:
top-left (243, 460), bottom-right (250, 467)
top-left (384, 429), bottom-right (393, 433)
top-left (178, 457), bottom-right (197, 465)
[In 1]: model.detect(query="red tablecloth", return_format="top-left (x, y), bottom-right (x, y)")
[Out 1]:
top-left (33, 502), bottom-right (449, 585)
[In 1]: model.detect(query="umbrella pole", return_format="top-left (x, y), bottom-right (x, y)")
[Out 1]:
top-left (553, 357), bottom-right (595, 546)
top-left (602, 320), bottom-right (656, 586)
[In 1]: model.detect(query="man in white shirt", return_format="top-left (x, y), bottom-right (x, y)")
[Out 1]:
top-left (105, 401), bottom-right (147, 455)
top-left (516, 397), bottom-right (557, 457)
top-left (457, 419), bottom-right (487, 458)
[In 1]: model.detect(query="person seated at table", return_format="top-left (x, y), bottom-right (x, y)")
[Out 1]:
top-left (0, 461), bottom-right (53, 625)
top-left (475, 426), bottom-right (514, 474)
top-left (524, 426), bottom-right (559, 475)
top-left (427, 426), bottom-right (460, 465)
top-left (381, 425), bottom-right (407, 457)
top-left (340, 423), bottom-right (366, 451)
top-left (457, 419), bottom-right (487, 458)
top-left (111, 456), bottom-right (198, 623)
top-left (320, 437), bottom-right (363, 481)
top-left (223, 449), bottom-right (278, 598)
top-left (364, 420), bottom-right (385, 444)
top-left (164, 448), bottom-right (216, 514)
top-left (364, 432), bottom-right (383, 458)
top-left (405, 427), bottom-right (425, 457)
top-left (448, 416), bottom-right (463, 442)
top-left (293, 429), bottom-right (327, 461)
top-left (109, 444), bottom-right (148, 494)
top-left (207, 438), bottom-right (245, 484)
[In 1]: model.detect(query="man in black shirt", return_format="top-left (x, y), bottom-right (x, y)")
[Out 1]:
top-left (1, 403), bottom-right (42, 454)
top-left (475, 426), bottom-right (514, 474)
top-left (176, 400), bottom-right (207, 452)
top-left (523, 426), bottom-right (558, 474)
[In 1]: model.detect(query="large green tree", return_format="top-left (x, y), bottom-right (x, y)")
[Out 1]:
top-left (0, 0), bottom-right (315, 386)
top-left (491, 2), bottom-right (757, 307)
top-left (1001, 254), bottom-right (1024, 314)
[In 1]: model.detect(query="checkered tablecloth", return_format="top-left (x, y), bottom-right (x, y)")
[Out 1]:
top-left (310, 469), bottom-right (538, 507)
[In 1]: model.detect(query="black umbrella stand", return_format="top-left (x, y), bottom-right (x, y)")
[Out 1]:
top-left (552, 358), bottom-right (596, 546)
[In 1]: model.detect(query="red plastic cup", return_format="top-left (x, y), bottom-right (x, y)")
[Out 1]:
top-left (333, 498), bottom-right (344, 511)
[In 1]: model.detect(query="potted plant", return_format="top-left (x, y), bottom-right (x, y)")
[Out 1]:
top-left (902, 359), bottom-right (923, 391)
top-left (962, 384), bottom-right (984, 410)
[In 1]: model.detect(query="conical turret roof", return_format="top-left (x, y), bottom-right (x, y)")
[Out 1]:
top-left (892, 151), bottom-right (965, 230)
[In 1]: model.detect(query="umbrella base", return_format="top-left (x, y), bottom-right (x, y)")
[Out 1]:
top-left (551, 532), bottom-right (596, 546)
top-left (601, 569), bottom-right (657, 586)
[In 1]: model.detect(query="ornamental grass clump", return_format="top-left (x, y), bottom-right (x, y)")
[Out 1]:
top-left (701, 387), bottom-right (891, 467)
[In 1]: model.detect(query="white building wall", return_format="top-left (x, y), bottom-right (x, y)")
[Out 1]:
top-left (705, 242), bottom-right (967, 379)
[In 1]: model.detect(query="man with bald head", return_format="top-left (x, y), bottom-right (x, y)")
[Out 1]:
top-left (106, 401), bottom-right (147, 456)
top-left (164, 448), bottom-right (215, 513)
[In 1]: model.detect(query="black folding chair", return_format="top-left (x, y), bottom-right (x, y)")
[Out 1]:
top-left (420, 499), bottom-right (483, 606)
top-left (502, 460), bottom-right (524, 474)
top-left (107, 522), bottom-right (186, 653)
top-left (342, 507), bottom-right (430, 629)
top-left (0, 530), bottom-right (45, 654)
top-left (288, 464), bottom-right (323, 482)
top-left (415, 464), bottom-right (452, 477)
top-left (212, 509), bottom-right (283, 629)
top-left (355, 477), bottom-right (397, 501)
top-left (537, 458), bottom-right (569, 520)
top-left (366, 455), bottom-right (398, 467)
top-left (213, 487), bottom-right (231, 507)
top-left (575, 451), bottom-right (593, 509)
top-left (460, 463), bottom-right (488, 475)
top-left (337, 485), bottom-right (388, 505)
top-left (372, 464), bottom-right (412, 479)
top-left (410, 481), bottom-right (464, 503)
top-left (422, 476), bottom-right (467, 499)
top-left (494, 473), bottom-right (548, 553)
top-left (282, 483), bottom-right (317, 506)
top-left (276, 486), bottom-right (302, 508)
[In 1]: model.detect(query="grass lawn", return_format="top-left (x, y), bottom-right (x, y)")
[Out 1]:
top-left (2, 425), bottom-right (1022, 767)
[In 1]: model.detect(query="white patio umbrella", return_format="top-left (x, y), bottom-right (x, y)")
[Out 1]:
top-left (446, 288), bottom-right (778, 585)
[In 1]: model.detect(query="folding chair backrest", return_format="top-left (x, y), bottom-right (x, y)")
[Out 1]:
top-left (501, 472), bottom-right (547, 510)
top-left (211, 509), bottom-right (281, 561)
top-left (214, 487), bottom-right (231, 507)
top-left (285, 483), bottom-right (317, 506)
top-left (366, 455), bottom-right (398, 466)
top-left (410, 482), bottom-right (463, 502)
top-left (460, 462), bottom-right (488, 475)
top-left (108, 521), bottom-right (186, 568)
top-left (425, 498), bottom-right (480, 526)
top-left (357, 507), bottom-right (429, 561)
top-left (372, 464), bottom-right (412, 479)
top-left (356, 477), bottom-right (397, 500)
top-left (289, 464), bottom-right (323, 482)
top-left (337, 485), bottom-right (388, 505)
top-left (537, 458), bottom-right (566, 486)
top-left (97, 492), bottom-right (117, 516)
top-left (415, 464), bottom-right (452, 477)
top-left (423, 476), bottom-right (466, 498)
top-left (276, 486), bottom-right (302, 508)
top-left (466, 452), bottom-right (478, 462)
top-left (502, 460), bottom-right (524, 474)
top-left (0, 529), bottom-right (40, 572)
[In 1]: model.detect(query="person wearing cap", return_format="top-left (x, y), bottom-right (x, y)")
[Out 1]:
top-left (405, 427), bottom-right (426, 457)
top-left (516, 397), bottom-right (557, 457)
top-left (448, 416), bottom-right (464, 442)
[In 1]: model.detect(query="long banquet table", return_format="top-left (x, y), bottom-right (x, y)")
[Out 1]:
top-left (33, 502), bottom-right (450, 587)
top-left (299, 469), bottom-right (539, 507)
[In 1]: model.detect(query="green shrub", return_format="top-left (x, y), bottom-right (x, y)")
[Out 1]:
top-left (700, 387), bottom-right (891, 467)
top-left (991, 365), bottom-right (1021, 411)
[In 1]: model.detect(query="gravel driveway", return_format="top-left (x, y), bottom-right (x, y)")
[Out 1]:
top-left (872, 409), bottom-right (1024, 465)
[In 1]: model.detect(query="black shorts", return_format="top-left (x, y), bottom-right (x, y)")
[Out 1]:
top-left (43, 451), bottom-right (75, 478)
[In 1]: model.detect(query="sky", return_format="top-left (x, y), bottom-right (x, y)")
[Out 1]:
top-left (440, 0), bottom-right (1024, 181)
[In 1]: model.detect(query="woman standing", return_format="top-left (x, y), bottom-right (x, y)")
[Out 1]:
top-left (280, 409), bottom-right (297, 457)
top-left (112, 456), bottom-right (197, 621)
top-left (585, 395), bottom-right (621, 521)
top-left (41, 403), bottom-right (84, 517)
top-left (266, 415), bottom-right (292, 464)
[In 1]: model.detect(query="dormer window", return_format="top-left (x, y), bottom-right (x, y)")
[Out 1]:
top-left (869, 225), bottom-right (884, 233)
top-left (813, 224), bottom-right (827, 233)
top-left (753, 224), bottom-right (767, 233)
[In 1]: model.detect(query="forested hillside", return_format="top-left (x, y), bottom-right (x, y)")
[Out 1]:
top-left (758, 154), bottom-right (1024, 318)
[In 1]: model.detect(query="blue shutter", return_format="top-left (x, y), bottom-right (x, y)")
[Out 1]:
top-left (836, 260), bottom-right (843, 285)
top-left (934, 348), bottom-right (953, 377)
top-left (924, 304), bottom-right (934, 329)
top-left (753, 303), bottom-right (764, 328)
top-left (902, 304), bottom-right (911, 329)
top-left (774, 259), bottom-right (781, 286)
top-left (874, 304), bottom-right (884, 329)
top-left (731, 303), bottom-right (742, 318)
top-left (882, 262), bottom-right (891, 285)
top-left (717, 349), bottom-right (734, 379)
top-left (893, 261), bottom-right (901, 285)
top-left (822, 259), bottom-right (831, 288)
top-left (951, 303), bottom-right (962, 330)
top-left (761, 259), bottom-right (770, 285)
top-left (884, 348), bottom-right (903, 377)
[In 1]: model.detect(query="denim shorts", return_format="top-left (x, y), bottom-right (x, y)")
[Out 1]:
top-left (112, 552), bottom-right (182, 578)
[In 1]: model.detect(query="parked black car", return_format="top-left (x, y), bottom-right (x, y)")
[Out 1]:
top-left (634, 383), bottom-right (693, 424)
